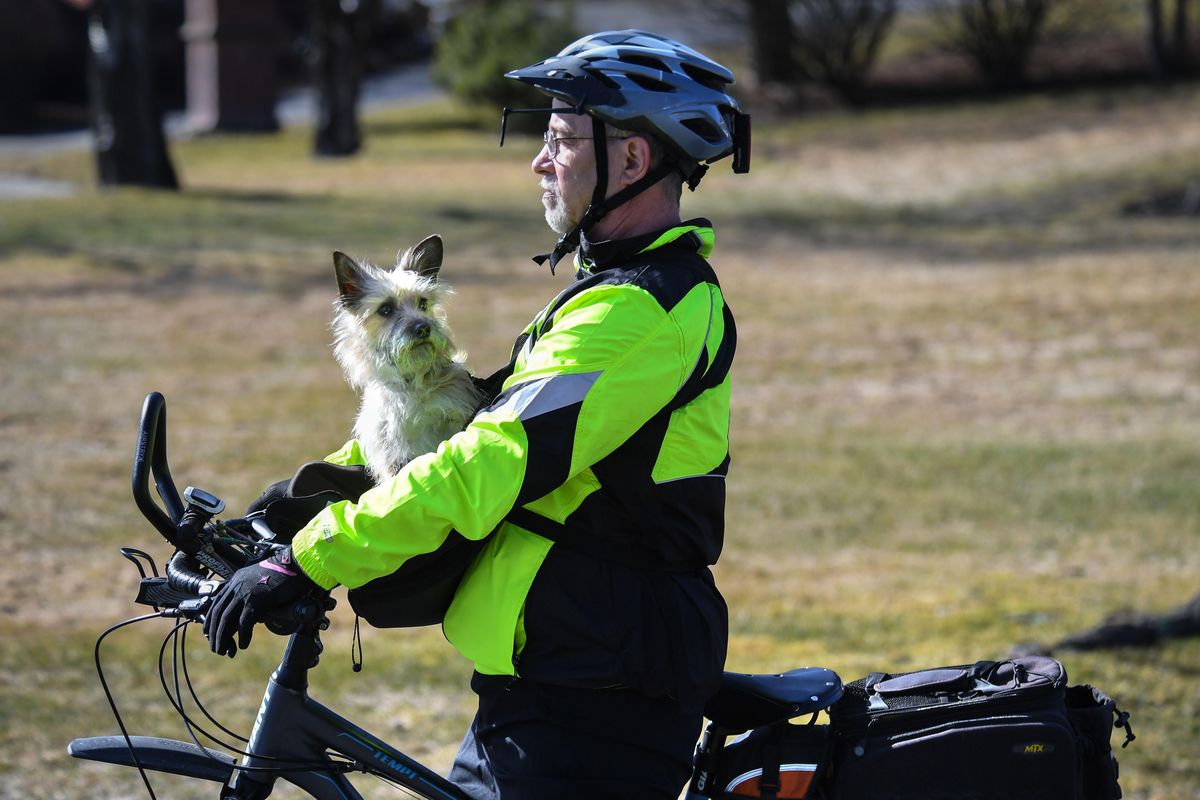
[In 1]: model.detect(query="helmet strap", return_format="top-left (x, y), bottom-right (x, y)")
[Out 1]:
top-left (589, 115), bottom-right (610, 210)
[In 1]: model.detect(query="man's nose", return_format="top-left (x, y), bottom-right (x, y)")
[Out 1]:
top-left (532, 142), bottom-right (553, 174)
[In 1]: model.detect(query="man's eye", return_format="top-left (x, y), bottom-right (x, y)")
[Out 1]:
top-left (378, 302), bottom-right (394, 317)
top-left (418, 298), bottom-right (428, 312)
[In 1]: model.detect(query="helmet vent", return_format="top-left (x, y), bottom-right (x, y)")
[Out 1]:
top-left (591, 71), bottom-right (621, 90)
top-left (621, 53), bottom-right (670, 72)
top-left (682, 62), bottom-right (728, 91)
top-left (681, 117), bottom-right (724, 144)
top-left (626, 73), bottom-right (676, 93)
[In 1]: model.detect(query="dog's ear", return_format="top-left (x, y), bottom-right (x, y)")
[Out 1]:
top-left (333, 251), bottom-right (365, 307)
top-left (400, 234), bottom-right (443, 281)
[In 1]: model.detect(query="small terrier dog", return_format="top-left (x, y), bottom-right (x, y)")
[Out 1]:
top-left (331, 235), bottom-right (483, 484)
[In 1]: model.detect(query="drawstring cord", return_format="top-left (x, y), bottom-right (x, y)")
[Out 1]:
top-left (351, 615), bottom-right (363, 673)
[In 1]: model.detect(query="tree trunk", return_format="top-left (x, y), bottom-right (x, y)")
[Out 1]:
top-left (87, 0), bottom-right (178, 188)
top-left (747, 0), bottom-right (799, 85)
top-left (311, 0), bottom-right (380, 157)
top-left (1149, 0), bottom-right (1196, 77)
top-left (1174, 0), bottom-right (1191, 72)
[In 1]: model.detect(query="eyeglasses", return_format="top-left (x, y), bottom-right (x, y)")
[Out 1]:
top-left (542, 130), bottom-right (630, 159)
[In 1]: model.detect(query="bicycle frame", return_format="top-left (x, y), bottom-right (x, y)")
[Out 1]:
top-left (71, 391), bottom-right (846, 799)
top-left (71, 621), bottom-right (468, 800)
top-left (71, 620), bottom-right (844, 800)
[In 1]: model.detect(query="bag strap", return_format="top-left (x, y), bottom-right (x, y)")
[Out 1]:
top-left (757, 724), bottom-right (783, 800)
top-left (971, 660), bottom-right (998, 678)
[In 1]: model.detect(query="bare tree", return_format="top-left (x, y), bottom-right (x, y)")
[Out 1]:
top-left (936, 0), bottom-right (1054, 90)
top-left (86, 0), bottom-right (178, 188)
top-left (792, 0), bottom-right (898, 102)
top-left (310, 0), bottom-right (381, 157)
top-left (1148, 0), bottom-right (1196, 78)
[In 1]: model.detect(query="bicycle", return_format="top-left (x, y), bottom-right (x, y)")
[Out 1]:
top-left (68, 392), bottom-right (844, 800)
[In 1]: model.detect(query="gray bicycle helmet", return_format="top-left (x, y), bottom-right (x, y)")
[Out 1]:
top-left (507, 29), bottom-right (746, 169)
top-left (503, 30), bottom-right (750, 271)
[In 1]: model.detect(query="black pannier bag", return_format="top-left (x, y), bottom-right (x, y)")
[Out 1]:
top-left (252, 461), bottom-right (484, 628)
top-left (825, 656), bottom-right (1133, 800)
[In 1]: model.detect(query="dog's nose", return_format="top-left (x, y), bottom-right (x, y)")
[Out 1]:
top-left (412, 321), bottom-right (430, 339)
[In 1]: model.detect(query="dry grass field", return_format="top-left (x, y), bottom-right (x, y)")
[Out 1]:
top-left (1, 84), bottom-right (1198, 799)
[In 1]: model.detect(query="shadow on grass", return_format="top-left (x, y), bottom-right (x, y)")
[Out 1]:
top-left (364, 117), bottom-right (492, 138)
top-left (1122, 180), bottom-right (1200, 218)
top-left (715, 181), bottom-right (1200, 264)
top-left (184, 188), bottom-right (311, 205)
top-left (362, 106), bottom-right (495, 138)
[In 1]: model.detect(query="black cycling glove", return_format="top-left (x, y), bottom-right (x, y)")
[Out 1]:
top-left (203, 546), bottom-right (315, 657)
top-left (245, 478), bottom-right (291, 516)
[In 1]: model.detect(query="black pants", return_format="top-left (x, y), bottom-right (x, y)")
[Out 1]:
top-left (447, 673), bottom-right (702, 799)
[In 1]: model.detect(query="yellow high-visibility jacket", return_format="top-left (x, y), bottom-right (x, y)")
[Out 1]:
top-left (293, 220), bottom-right (734, 699)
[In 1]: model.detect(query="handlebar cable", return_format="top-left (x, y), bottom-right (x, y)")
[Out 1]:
top-left (176, 622), bottom-right (248, 744)
top-left (371, 770), bottom-right (432, 799)
top-left (158, 617), bottom-right (248, 759)
top-left (155, 619), bottom-right (358, 776)
top-left (99, 612), bottom-right (377, 794)
top-left (94, 613), bottom-right (168, 800)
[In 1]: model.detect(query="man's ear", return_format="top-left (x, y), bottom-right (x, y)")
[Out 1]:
top-left (619, 135), bottom-right (653, 186)
top-left (399, 234), bottom-right (443, 281)
top-left (333, 251), bottom-right (365, 307)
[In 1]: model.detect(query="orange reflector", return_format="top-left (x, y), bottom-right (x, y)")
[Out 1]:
top-left (726, 763), bottom-right (817, 798)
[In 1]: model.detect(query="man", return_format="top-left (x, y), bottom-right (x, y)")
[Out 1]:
top-left (203, 30), bottom-right (749, 798)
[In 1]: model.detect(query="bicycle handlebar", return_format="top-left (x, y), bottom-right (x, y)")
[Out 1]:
top-left (132, 392), bottom-right (184, 543)
top-left (165, 551), bottom-right (220, 597)
top-left (129, 391), bottom-right (333, 635)
top-left (165, 550), bottom-right (328, 630)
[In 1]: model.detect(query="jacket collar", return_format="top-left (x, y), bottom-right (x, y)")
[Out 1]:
top-left (576, 218), bottom-right (714, 276)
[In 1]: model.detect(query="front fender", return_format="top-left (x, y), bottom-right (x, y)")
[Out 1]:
top-left (68, 735), bottom-right (235, 783)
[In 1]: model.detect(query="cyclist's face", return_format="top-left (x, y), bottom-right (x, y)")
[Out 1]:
top-left (532, 103), bottom-right (596, 235)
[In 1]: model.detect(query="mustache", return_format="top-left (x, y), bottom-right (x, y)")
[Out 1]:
top-left (540, 179), bottom-right (559, 195)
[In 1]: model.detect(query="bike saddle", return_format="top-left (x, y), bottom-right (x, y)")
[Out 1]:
top-left (705, 668), bottom-right (843, 732)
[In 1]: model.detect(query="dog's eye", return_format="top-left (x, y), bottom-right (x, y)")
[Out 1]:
top-left (377, 302), bottom-right (395, 317)
top-left (418, 298), bottom-right (429, 312)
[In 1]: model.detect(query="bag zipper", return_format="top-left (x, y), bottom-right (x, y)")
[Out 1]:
top-left (836, 686), bottom-right (1067, 739)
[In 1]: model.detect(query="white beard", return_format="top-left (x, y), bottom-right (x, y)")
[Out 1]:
top-left (542, 182), bottom-right (574, 235)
